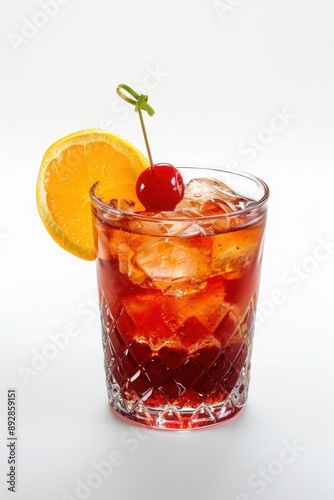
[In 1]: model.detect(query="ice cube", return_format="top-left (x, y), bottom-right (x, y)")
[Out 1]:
top-left (198, 199), bottom-right (232, 216)
top-left (133, 237), bottom-right (211, 291)
top-left (177, 178), bottom-right (254, 213)
top-left (122, 293), bottom-right (176, 347)
top-left (127, 211), bottom-right (175, 237)
top-left (211, 224), bottom-right (263, 279)
top-left (110, 236), bottom-right (146, 285)
top-left (185, 178), bottom-right (239, 200)
top-left (127, 209), bottom-right (205, 237)
top-left (94, 216), bottom-right (113, 259)
top-left (109, 198), bottom-right (135, 212)
top-left (173, 287), bottom-right (232, 333)
top-left (122, 287), bottom-right (233, 348)
top-left (158, 209), bottom-right (207, 236)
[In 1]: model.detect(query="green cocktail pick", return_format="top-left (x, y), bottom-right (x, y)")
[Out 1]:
top-left (116, 84), bottom-right (155, 166)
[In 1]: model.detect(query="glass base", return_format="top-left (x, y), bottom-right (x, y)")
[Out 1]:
top-left (109, 402), bottom-right (245, 431)
top-left (106, 363), bottom-right (249, 430)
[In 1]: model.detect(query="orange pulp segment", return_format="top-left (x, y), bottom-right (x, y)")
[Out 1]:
top-left (36, 129), bottom-right (149, 260)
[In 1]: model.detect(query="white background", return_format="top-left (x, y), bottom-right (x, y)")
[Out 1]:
top-left (1, 1), bottom-right (333, 499)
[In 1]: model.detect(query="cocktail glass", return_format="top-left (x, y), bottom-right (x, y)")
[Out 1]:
top-left (90, 167), bottom-right (269, 430)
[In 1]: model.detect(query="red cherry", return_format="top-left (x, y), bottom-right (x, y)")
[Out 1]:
top-left (136, 163), bottom-right (184, 210)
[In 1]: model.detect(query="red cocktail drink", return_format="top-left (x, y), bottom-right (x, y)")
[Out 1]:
top-left (90, 167), bottom-right (269, 430)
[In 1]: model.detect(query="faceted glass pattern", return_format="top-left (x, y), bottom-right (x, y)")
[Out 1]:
top-left (101, 292), bottom-right (256, 430)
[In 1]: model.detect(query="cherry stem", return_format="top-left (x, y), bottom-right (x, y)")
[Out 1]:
top-left (116, 84), bottom-right (155, 166)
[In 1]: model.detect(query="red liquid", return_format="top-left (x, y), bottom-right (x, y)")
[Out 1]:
top-left (94, 215), bottom-right (266, 429)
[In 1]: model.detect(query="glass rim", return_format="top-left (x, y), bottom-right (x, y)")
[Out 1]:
top-left (89, 166), bottom-right (270, 222)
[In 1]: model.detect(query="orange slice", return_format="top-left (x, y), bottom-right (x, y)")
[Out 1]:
top-left (36, 129), bottom-right (149, 260)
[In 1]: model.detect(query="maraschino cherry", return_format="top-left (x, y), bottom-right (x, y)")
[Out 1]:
top-left (136, 163), bottom-right (184, 210)
top-left (116, 84), bottom-right (184, 210)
